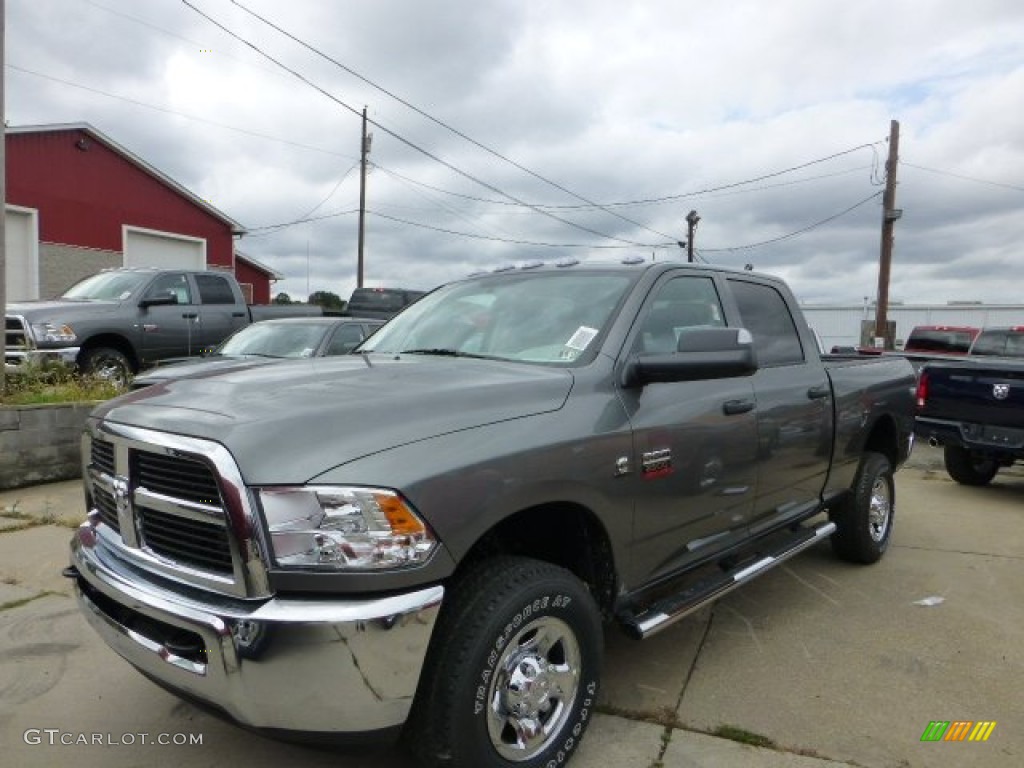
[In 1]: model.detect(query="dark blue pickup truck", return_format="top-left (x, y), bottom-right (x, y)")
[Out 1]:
top-left (66, 260), bottom-right (915, 768)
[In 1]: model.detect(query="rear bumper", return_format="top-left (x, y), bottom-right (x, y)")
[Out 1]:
top-left (69, 524), bottom-right (443, 735)
top-left (915, 417), bottom-right (1024, 459)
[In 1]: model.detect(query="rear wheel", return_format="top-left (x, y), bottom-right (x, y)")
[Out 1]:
top-left (406, 556), bottom-right (602, 768)
top-left (943, 445), bottom-right (999, 486)
top-left (830, 451), bottom-right (894, 564)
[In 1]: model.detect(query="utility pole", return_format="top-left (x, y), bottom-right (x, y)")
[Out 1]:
top-left (1, 0), bottom-right (6, 393)
top-left (356, 106), bottom-right (372, 289)
top-left (874, 119), bottom-right (901, 348)
top-left (685, 210), bottom-right (700, 263)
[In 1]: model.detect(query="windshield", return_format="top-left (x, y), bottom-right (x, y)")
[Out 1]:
top-left (61, 271), bottom-right (151, 301)
top-left (218, 322), bottom-right (328, 358)
top-left (360, 272), bottom-right (634, 365)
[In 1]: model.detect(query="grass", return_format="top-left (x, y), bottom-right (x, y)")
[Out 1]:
top-left (711, 725), bottom-right (778, 749)
top-left (0, 360), bottom-right (120, 406)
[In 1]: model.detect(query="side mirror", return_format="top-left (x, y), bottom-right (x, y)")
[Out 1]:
top-left (139, 294), bottom-right (177, 308)
top-left (621, 327), bottom-right (758, 388)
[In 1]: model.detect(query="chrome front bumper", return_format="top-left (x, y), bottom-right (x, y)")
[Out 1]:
top-left (69, 525), bottom-right (443, 735)
top-left (4, 346), bottom-right (81, 372)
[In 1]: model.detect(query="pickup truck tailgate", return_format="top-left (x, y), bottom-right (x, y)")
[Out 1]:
top-left (920, 361), bottom-right (1024, 429)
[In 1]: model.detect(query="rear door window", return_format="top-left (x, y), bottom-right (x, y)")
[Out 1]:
top-left (728, 279), bottom-right (804, 366)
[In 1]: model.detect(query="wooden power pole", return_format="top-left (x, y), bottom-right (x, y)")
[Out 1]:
top-left (874, 119), bottom-right (901, 347)
top-left (356, 107), bottom-right (371, 289)
top-left (685, 210), bottom-right (700, 263)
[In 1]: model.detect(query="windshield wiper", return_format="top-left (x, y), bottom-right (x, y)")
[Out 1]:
top-left (399, 348), bottom-right (489, 359)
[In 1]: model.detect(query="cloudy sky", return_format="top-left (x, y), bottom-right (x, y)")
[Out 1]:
top-left (7, 0), bottom-right (1024, 305)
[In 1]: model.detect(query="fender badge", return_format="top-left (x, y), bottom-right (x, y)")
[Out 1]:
top-left (993, 384), bottom-right (1009, 400)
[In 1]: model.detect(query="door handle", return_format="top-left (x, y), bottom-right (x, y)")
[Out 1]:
top-left (723, 399), bottom-right (755, 415)
top-left (231, 311), bottom-right (246, 318)
top-left (807, 384), bottom-right (831, 400)
top-left (182, 312), bottom-right (198, 320)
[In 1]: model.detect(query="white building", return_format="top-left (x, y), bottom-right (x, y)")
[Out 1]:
top-left (801, 302), bottom-right (1024, 352)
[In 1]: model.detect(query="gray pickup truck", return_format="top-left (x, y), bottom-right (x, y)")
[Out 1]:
top-left (4, 267), bottom-right (319, 385)
top-left (65, 260), bottom-right (915, 768)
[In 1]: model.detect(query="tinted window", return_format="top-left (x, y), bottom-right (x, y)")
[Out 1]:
top-left (906, 329), bottom-right (975, 353)
top-left (144, 273), bottom-right (191, 305)
top-left (971, 329), bottom-right (1024, 357)
top-left (729, 279), bottom-right (804, 366)
top-left (195, 274), bottom-right (237, 305)
top-left (325, 324), bottom-right (366, 355)
top-left (633, 276), bottom-right (725, 354)
top-left (349, 289), bottom-right (409, 312)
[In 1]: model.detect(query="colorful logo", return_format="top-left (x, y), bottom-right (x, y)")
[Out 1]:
top-left (920, 721), bottom-right (996, 742)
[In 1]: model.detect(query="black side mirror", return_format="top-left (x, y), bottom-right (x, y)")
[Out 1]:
top-left (621, 327), bottom-right (758, 388)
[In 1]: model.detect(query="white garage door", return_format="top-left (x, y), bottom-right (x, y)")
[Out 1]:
top-left (123, 227), bottom-right (206, 270)
top-left (4, 206), bottom-right (40, 301)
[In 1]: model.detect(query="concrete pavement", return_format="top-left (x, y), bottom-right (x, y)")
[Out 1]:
top-left (1, 445), bottom-right (1020, 767)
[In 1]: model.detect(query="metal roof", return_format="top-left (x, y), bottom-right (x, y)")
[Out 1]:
top-left (235, 251), bottom-right (284, 280)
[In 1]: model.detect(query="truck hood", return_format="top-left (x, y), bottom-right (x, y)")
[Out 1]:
top-left (7, 298), bottom-right (120, 321)
top-left (131, 356), bottom-right (280, 387)
top-left (93, 354), bottom-right (574, 484)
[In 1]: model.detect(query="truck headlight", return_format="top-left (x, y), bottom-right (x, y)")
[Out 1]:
top-left (258, 486), bottom-right (437, 570)
top-left (30, 322), bottom-right (77, 343)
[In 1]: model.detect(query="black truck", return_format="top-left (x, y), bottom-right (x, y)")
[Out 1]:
top-left (915, 353), bottom-right (1024, 485)
top-left (66, 260), bottom-right (916, 768)
top-left (4, 267), bottom-right (320, 385)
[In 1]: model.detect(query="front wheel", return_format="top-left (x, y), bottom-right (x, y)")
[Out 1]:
top-left (80, 346), bottom-right (133, 388)
top-left (830, 451), bottom-right (894, 564)
top-left (406, 556), bottom-right (603, 768)
top-left (943, 445), bottom-right (999, 486)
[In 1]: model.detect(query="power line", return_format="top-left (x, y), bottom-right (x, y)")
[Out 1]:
top-left (371, 153), bottom-right (880, 211)
top-left (181, 0), bottom-right (652, 249)
top-left (700, 191), bottom-right (883, 253)
top-left (246, 207), bottom-right (360, 236)
top-left (901, 161), bottom-right (1024, 193)
top-left (6, 63), bottom-right (352, 158)
top-left (227, 0), bottom-right (678, 243)
top-left (369, 210), bottom-right (676, 250)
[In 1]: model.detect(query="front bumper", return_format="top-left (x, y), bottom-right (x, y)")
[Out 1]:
top-left (69, 524), bottom-right (443, 735)
top-left (4, 346), bottom-right (81, 373)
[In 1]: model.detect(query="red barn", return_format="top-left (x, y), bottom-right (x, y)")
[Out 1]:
top-left (4, 123), bottom-right (278, 301)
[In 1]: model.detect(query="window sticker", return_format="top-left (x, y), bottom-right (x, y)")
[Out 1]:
top-left (565, 326), bottom-right (598, 351)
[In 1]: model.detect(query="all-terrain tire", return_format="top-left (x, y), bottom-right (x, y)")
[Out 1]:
top-left (405, 556), bottom-right (603, 768)
top-left (943, 445), bottom-right (999, 486)
top-left (830, 451), bottom-right (894, 564)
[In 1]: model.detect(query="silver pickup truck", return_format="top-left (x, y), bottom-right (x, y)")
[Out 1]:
top-left (5, 267), bottom-right (319, 385)
top-left (65, 260), bottom-right (915, 768)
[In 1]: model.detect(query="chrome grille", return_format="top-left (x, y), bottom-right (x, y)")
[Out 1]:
top-left (93, 486), bottom-right (120, 533)
top-left (136, 451), bottom-right (222, 506)
top-left (83, 426), bottom-right (269, 598)
top-left (138, 506), bottom-right (233, 574)
top-left (4, 315), bottom-right (30, 365)
top-left (91, 439), bottom-right (116, 477)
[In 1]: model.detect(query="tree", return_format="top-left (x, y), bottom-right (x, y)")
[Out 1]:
top-left (307, 291), bottom-right (347, 312)
top-left (272, 292), bottom-right (293, 304)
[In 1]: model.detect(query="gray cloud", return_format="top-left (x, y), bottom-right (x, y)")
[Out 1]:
top-left (7, 0), bottom-right (1024, 308)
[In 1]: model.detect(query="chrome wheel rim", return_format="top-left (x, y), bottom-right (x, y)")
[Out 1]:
top-left (486, 615), bottom-right (581, 762)
top-left (867, 476), bottom-right (891, 542)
